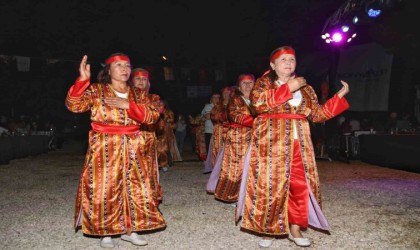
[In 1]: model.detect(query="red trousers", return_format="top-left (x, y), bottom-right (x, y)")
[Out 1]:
top-left (287, 140), bottom-right (309, 228)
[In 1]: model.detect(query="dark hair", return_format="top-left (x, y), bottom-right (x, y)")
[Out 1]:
top-left (266, 46), bottom-right (295, 82)
top-left (96, 53), bottom-right (130, 84)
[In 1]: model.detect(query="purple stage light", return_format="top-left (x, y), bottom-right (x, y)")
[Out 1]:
top-left (332, 32), bottom-right (343, 42)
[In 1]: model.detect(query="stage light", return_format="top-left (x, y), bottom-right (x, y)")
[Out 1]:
top-left (341, 25), bottom-right (350, 32)
top-left (365, 0), bottom-right (383, 18)
top-left (367, 8), bottom-right (381, 17)
top-left (332, 32), bottom-right (343, 42)
top-left (352, 16), bottom-right (359, 24)
top-left (321, 24), bottom-right (356, 46)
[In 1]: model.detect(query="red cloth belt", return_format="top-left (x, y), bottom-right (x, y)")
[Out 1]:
top-left (91, 122), bottom-right (139, 134)
top-left (258, 113), bottom-right (306, 119)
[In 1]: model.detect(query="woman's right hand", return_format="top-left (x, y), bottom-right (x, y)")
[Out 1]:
top-left (79, 55), bottom-right (91, 81)
top-left (287, 76), bottom-right (306, 92)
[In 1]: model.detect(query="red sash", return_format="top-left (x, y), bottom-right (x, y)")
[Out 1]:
top-left (91, 122), bottom-right (140, 134)
top-left (258, 113), bottom-right (306, 119)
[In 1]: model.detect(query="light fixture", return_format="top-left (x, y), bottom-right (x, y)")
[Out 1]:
top-left (321, 23), bottom-right (356, 45)
top-left (365, 0), bottom-right (383, 18)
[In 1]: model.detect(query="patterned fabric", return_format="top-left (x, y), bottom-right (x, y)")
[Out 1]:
top-left (241, 76), bottom-right (348, 236)
top-left (214, 95), bottom-right (252, 202)
top-left (210, 104), bottom-right (227, 167)
top-left (162, 109), bottom-right (182, 162)
top-left (66, 80), bottom-right (166, 236)
top-left (190, 115), bottom-right (207, 160)
top-left (137, 93), bottom-right (162, 204)
top-left (156, 116), bottom-right (169, 168)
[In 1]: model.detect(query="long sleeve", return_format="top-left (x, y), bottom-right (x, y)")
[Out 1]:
top-left (127, 102), bottom-right (160, 124)
top-left (65, 78), bottom-right (94, 113)
top-left (306, 86), bottom-right (349, 123)
top-left (250, 77), bottom-right (293, 113)
top-left (210, 105), bottom-right (223, 123)
top-left (228, 96), bottom-right (253, 127)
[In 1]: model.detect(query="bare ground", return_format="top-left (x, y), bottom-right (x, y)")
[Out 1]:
top-left (0, 140), bottom-right (419, 250)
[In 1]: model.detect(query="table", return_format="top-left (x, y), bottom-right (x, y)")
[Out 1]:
top-left (358, 134), bottom-right (420, 173)
top-left (0, 135), bottom-right (50, 164)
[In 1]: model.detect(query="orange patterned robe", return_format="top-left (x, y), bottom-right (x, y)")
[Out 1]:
top-left (162, 109), bottom-right (182, 163)
top-left (66, 79), bottom-right (166, 236)
top-left (210, 104), bottom-right (228, 167)
top-left (241, 76), bottom-right (348, 235)
top-left (156, 114), bottom-right (169, 168)
top-left (214, 95), bottom-right (253, 202)
top-left (190, 114), bottom-right (207, 160)
top-left (137, 93), bottom-right (162, 204)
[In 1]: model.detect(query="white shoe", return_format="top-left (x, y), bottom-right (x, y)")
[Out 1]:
top-left (121, 232), bottom-right (148, 246)
top-left (258, 238), bottom-right (273, 248)
top-left (162, 167), bottom-right (168, 172)
top-left (288, 233), bottom-right (311, 247)
top-left (100, 237), bottom-right (114, 248)
top-left (230, 202), bottom-right (237, 207)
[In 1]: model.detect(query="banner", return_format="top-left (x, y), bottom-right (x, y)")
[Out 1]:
top-left (16, 56), bottom-right (30, 72)
top-left (335, 43), bottom-right (393, 111)
top-left (163, 67), bottom-right (174, 80)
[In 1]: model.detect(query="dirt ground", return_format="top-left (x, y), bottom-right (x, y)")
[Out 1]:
top-left (0, 140), bottom-right (419, 250)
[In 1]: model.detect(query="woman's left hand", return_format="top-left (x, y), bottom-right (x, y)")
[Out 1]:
top-left (337, 80), bottom-right (350, 98)
top-left (104, 97), bottom-right (129, 109)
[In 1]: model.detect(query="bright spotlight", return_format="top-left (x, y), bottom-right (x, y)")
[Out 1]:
top-left (341, 25), bottom-right (350, 32)
top-left (352, 16), bottom-right (359, 24)
top-left (365, 0), bottom-right (383, 18)
top-left (332, 32), bottom-right (343, 42)
top-left (367, 8), bottom-right (381, 17)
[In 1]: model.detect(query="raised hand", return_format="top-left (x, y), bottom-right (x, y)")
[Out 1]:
top-left (79, 55), bottom-right (91, 81)
top-left (287, 76), bottom-right (307, 92)
top-left (337, 80), bottom-right (350, 98)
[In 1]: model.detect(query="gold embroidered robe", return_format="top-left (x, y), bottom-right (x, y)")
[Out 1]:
top-left (66, 79), bottom-right (166, 236)
top-left (241, 76), bottom-right (349, 235)
top-left (214, 95), bottom-right (253, 202)
top-left (136, 93), bottom-right (162, 204)
top-left (210, 104), bottom-right (227, 167)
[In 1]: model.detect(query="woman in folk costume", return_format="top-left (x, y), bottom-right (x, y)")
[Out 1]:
top-left (189, 113), bottom-right (207, 161)
top-left (202, 94), bottom-right (221, 173)
top-left (206, 87), bottom-right (234, 192)
top-left (156, 101), bottom-right (170, 172)
top-left (131, 68), bottom-right (163, 205)
top-left (66, 54), bottom-right (166, 248)
top-left (162, 101), bottom-right (183, 165)
top-left (240, 46), bottom-right (349, 248)
top-left (213, 74), bottom-right (255, 203)
top-left (210, 87), bottom-right (232, 167)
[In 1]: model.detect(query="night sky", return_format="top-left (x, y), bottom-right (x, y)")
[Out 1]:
top-left (0, 0), bottom-right (351, 64)
top-left (0, 0), bottom-right (417, 121)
